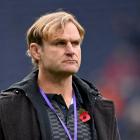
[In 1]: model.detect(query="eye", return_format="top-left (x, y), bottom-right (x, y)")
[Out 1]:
top-left (71, 41), bottom-right (80, 46)
top-left (56, 41), bottom-right (66, 46)
top-left (51, 40), bottom-right (67, 47)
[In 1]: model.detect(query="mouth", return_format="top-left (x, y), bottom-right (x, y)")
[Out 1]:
top-left (62, 60), bottom-right (78, 64)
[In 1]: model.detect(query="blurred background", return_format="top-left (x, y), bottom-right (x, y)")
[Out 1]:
top-left (0, 0), bottom-right (140, 139)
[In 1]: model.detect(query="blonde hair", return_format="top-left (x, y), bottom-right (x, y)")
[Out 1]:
top-left (26, 11), bottom-right (85, 66)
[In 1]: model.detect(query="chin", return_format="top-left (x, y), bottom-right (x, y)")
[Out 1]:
top-left (55, 65), bottom-right (80, 75)
top-left (63, 69), bottom-right (79, 75)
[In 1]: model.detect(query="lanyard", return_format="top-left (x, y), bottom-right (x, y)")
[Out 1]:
top-left (39, 88), bottom-right (77, 140)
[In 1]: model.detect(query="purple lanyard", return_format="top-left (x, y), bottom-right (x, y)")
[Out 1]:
top-left (39, 88), bottom-right (77, 140)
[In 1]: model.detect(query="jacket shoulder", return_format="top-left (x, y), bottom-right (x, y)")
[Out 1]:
top-left (0, 90), bottom-right (41, 140)
top-left (0, 91), bottom-right (18, 101)
top-left (0, 90), bottom-right (29, 108)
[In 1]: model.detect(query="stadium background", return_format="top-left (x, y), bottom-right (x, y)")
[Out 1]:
top-left (0, 0), bottom-right (140, 139)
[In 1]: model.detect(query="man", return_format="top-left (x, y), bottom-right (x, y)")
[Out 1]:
top-left (0, 11), bottom-right (120, 140)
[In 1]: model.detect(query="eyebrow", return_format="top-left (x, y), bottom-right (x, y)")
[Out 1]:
top-left (50, 38), bottom-right (82, 43)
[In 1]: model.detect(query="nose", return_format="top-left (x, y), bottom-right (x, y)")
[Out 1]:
top-left (65, 42), bottom-right (74, 53)
top-left (65, 42), bottom-right (75, 57)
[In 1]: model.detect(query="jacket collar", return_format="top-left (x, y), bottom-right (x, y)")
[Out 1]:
top-left (4, 69), bottom-right (101, 115)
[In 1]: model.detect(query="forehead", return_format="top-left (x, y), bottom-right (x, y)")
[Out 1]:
top-left (48, 22), bottom-right (81, 41)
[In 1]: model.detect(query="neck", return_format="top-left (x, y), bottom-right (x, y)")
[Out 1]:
top-left (38, 69), bottom-right (73, 108)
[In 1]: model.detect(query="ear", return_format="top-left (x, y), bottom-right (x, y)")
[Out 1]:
top-left (28, 43), bottom-right (42, 61)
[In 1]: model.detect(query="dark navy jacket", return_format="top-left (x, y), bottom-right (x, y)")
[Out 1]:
top-left (0, 70), bottom-right (120, 140)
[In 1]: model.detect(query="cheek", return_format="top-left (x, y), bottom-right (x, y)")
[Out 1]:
top-left (77, 48), bottom-right (81, 59)
top-left (75, 48), bottom-right (81, 65)
top-left (79, 52), bottom-right (81, 64)
top-left (44, 50), bottom-right (62, 63)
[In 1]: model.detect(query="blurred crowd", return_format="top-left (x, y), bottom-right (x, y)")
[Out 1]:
top-left (97, 17), bottom-right (140, 140)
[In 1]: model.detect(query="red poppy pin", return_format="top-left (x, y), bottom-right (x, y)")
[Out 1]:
top-left (79, 108), bottom-right (91, 123)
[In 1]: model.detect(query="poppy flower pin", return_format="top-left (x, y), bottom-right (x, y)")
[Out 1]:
top-left (79, 108), bottom-right (91, 123)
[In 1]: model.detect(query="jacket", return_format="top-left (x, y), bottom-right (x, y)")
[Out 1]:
top-left (0, 70), bottom-right (120, 140)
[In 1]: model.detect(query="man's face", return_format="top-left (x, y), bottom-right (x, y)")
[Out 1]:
top-left (38, 22), bottom-right (82, 76)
